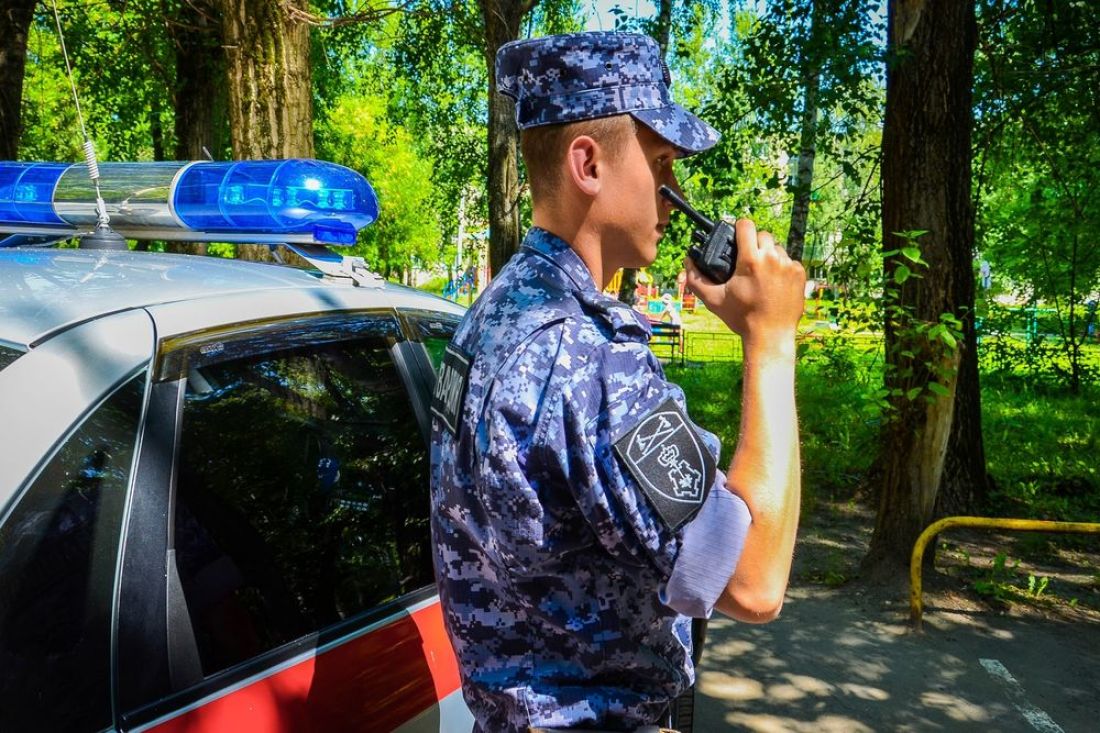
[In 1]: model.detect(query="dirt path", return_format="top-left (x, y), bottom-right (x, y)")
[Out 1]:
top-left (694, 503), bottom-right (1100, 732)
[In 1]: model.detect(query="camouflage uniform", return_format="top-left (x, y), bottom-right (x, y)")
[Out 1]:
top-left (430, 33), bottom-right (749, 732)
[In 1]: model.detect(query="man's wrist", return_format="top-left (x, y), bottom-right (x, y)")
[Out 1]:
top-left (740, 334), bottom-right (797, 364)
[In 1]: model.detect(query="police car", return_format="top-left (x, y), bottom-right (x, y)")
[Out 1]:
top-left (0, 159), bottom-right (473, 731)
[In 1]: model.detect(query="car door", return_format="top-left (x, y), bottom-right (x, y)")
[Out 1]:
top-left (115, 310), bottom-right (471, 732)
top-left (0, 310), bottom-right (155, 732)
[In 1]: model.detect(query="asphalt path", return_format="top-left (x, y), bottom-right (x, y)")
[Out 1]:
top-left (694, 586), bottom-right (1100, 732)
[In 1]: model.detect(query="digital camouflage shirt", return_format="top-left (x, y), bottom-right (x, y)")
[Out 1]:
top-left (430, 228), bottom-right (750, 732)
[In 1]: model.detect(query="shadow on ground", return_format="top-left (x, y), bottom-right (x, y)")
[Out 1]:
top-left (695, 584), bottom-right (1100, 732)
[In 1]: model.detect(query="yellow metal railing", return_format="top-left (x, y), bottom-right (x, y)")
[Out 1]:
top-left (910, 516), bottom-right (1100, 630)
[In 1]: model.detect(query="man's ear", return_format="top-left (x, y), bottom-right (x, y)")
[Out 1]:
top-left (564, 135), bottom-right (601, 197)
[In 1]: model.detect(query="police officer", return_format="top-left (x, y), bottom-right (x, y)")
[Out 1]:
top-left (430, 31), bottom-right (805, 733)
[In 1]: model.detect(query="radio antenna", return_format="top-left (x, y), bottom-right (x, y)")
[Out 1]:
top-left (50, 0), bottom-right (125, 249)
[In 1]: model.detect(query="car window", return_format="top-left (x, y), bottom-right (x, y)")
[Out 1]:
top-left (0, 344), bottom-right (22, 372)
top-left (173, 327), bottom-right (433, 678)
top-left (0, 373), bottom-right (145, 731)
top-left (408, 314), bottom-right (460, 374)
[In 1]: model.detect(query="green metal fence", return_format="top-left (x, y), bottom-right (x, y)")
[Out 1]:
top-left (673, 329), bottom-right (1096, 383)
top-left (683, 331), bottom-right (742, 362)
top-left (678, 330), bottom-right (882, 364)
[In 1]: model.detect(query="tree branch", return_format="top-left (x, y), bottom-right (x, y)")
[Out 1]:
top-left (282, 0), bottom-right (417, 27)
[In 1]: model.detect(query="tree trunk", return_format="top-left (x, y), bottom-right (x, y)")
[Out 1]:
top-left (481, 0), bottom-right (536, 278)
top-left (174, 1), bottom-right (226, 162)
top-left (619, 0), bottom-right (673, 303)
top-left (0, 0), bottom-right (36, 159)
top-left (786, 0), bottom-right (823, 262)
top-left (168, 1), bottom-right (227, 256)
top-left (1064, 232), bottom-right (1082, 396)
top-left (936, 0), bottom-right (988, 514)
top-left (861, 0), bottom-right (979, 581)
top-left (786, 70), bottom-right (819, 262)
top-left (219, 0), bottom-right (315, 261)
top-left (935, 253), bottom-right (989, 516)
top-left (654, 0), bottom-right (673, 56)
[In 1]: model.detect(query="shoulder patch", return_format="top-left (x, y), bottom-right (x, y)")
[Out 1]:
top-left (613, 398), bottom-right (715, 531)
top-left (431, 343), bottom-right (472, 435)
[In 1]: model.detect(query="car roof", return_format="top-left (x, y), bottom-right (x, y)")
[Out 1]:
top-left (0, 248), bottom-right (458, 349)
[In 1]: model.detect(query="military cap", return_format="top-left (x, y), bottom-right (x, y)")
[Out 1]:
top-left (496, 31), bottom-right (720, 156)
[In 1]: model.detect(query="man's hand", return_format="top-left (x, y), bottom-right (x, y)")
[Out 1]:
top-left (683, 218), bottom-right (806, 353)
top-left (682, 218), bottom-right (805, 623)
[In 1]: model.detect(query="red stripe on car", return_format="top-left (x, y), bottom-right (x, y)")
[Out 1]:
top-left (148, 601), bottom-right (461, 731)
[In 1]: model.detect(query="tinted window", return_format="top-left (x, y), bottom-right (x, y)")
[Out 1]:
top-left (174, 328), bottom-right (432, 677)
top-left (0, 344), bottom-right (22, 372)
top-left (0, 374), bottom-right (144, 730)
top-left (409, 315), bottom-right (460, 374)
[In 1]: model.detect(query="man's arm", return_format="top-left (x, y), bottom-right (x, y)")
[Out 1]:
top-left (684, 218), bottom-right (805, 623)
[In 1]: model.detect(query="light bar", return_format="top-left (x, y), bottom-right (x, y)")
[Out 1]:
top-left (0, 159), bottom-right (379, 245)
top-left (0, 163), bottom-right (69, 227)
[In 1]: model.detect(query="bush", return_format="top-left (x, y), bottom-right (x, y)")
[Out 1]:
top-left (418, 276), bottom-right (450, 296)
top-left (978, 304), bottom-right (1100, 390)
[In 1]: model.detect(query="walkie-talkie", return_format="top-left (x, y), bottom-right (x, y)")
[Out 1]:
top-left (659, 185), bottom-right (736, 284)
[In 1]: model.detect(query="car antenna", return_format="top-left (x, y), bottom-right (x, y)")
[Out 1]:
top-left (50, 0), bottom-right (126, 251)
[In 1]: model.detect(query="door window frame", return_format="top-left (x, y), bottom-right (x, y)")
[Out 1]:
top-left (115, 309), bottom-right (441, 727)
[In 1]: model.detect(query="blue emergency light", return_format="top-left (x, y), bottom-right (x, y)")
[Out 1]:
top-left (0, 159), bottom-right (379, 245)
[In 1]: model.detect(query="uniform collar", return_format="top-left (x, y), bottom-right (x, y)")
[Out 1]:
top-left (521, 227), bottom-right (598, 293)
top-left (521, 227), bottom-right (651, 341)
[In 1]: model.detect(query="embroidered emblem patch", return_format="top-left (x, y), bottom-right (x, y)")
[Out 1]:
top-left (613, 398), bottom-right (715, 530)
top-left (431, 343), bottom-right (471, 435)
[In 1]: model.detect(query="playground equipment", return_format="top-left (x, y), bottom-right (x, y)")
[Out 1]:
top-left (443, 266), bottom-right (476, 300)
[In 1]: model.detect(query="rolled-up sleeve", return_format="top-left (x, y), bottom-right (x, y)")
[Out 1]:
top-left (661, 484), bottom-right (751, 618)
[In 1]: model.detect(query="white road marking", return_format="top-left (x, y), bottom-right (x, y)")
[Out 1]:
top-left (979, 658), bottom-right (1065, 733)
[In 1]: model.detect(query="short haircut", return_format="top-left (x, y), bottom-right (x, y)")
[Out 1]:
top-left (520, 115), bottom-right (638, 202)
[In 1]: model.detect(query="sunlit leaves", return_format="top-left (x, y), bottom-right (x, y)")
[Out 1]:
top-left (317, 93), bottom-right (442, 278)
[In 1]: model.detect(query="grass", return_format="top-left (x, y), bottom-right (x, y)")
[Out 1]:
top-left (981, 378), bottom-right (1100, 522)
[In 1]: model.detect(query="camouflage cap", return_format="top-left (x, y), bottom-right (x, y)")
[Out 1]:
top-left (496, 31), bottom-right (720, 156)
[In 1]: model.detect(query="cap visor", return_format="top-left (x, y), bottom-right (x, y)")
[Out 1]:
top-left (631, 104), bottom-right (720, 157)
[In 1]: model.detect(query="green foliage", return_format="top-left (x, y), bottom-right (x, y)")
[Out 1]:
top-left (388, 2), bottom-right (490, 249)
top-left (669, 320), bottom-right (1096, 527)
top-left (683, 0), bottom-right (884, 272)
top-left (971, 551), bottom-right (1058, 606)
top-left (19, 27), bottom-right (81, 160)
top-left (1026, 573), bottom-right (1050, 598)
top-left (974, 0), bottom-right (1100, 394)
top-left (879, 232), bottom-right (965, 413)
top-left (417, 275), bottom-right (450, 296)
top-left (978, 304), bottom-right (1100, 390)
top-left (670, 333), bottom-right (883, 511)
top-left (972, 551), bottom-right (1019, 601)
top-left (317, 94), bottom-right (443, 277)
top-left (22, 0), bottom-right (179, 161)
top-left (795, 332), bottom-right (885, 501)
